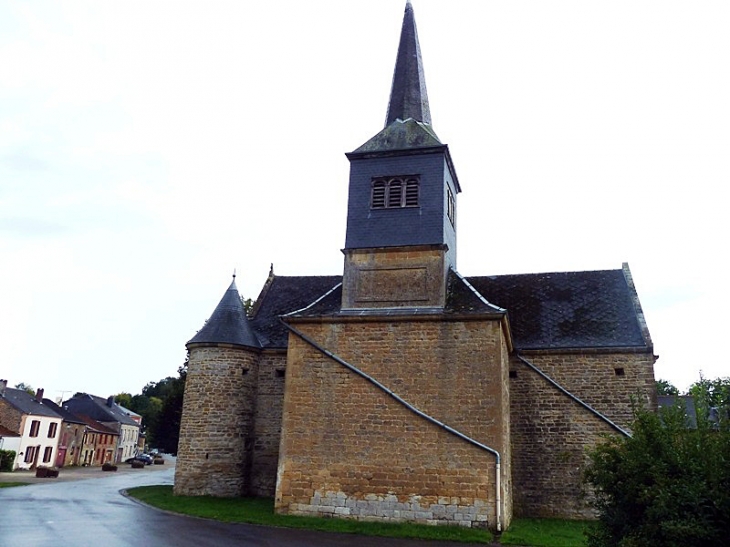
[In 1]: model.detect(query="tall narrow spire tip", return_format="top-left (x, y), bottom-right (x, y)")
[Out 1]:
top-left (385, 0), bottom-right (431, 127)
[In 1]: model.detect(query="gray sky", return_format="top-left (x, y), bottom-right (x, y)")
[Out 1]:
top-left (1, 1), bottom-right (728, 400)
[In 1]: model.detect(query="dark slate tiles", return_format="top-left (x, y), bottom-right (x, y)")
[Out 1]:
top-left (467, 269), bottom-right (648, 350)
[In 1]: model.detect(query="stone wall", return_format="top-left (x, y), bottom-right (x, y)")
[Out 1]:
top-left (342, 246), bottom-right (447, 309)
top-left (250, 350), bottom-right (287, 496)
top-left (60, 422), bottom-right (85, 466)
top-left (509, 350), bottom-right (656, 518)
top-left (0, 399), bottom-right (23, 433)
top-left (174, 343), bottom-right (259, 497)
top-left (276, 316), bottom-right (512, 530)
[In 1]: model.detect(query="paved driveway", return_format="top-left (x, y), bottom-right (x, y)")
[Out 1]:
top-left (0, 465), bottom-right (492, 547)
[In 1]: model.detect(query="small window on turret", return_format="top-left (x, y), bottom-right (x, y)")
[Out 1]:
top-left (371, 176), bottom-right (420, 209)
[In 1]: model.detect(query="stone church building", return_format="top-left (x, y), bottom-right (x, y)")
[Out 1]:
top-left (175, 2), bottom-right (657, 531)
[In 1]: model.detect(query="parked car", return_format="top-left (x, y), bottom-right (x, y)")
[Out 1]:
top-left (124, 454), bottom-right (153, 465)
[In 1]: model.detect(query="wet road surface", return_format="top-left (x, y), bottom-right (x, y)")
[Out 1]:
top-left (0, 466), bottom-right (493, 547)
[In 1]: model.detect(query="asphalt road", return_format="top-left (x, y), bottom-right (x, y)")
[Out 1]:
top-left (0, 465), bottom-right (493, 547)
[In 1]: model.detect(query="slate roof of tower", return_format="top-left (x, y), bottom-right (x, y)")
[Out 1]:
top-left (353, 1), bottom-right (442, 154)
top-left (188, 278), bottom-right (260, 349)
top-left (467, 269), bottom-right (649, 350)
top-left (249, 268), bottom-right (649, 352)
top-left (386, 1), bottom-right (431, 126)
top-left (0, 388), bottom-right (62, 419)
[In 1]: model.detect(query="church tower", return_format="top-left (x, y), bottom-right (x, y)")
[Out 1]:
top-left (341, 1), bottom-right (461, 310)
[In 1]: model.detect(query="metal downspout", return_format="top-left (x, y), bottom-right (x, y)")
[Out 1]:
top-left (280, 318), bottom-right (503, 532)
top-left (515, 353), bottom-right (632, 438)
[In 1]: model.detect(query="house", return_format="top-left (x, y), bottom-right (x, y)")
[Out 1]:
top-left (0, 424), bottom-right (21, 469)
top-left (174, 2), bottom-right (656, 531)
top-left (0, 382), bottom-right (63, 470)
top-left (75, 415), bottom-right (119, 466)
top-left (63, 394), bottom-right (140, 463)
top-left (40, 398), bottom-right (88, 467)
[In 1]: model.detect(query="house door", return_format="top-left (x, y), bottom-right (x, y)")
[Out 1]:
top-left (56, 447), bottom-right (66, 467)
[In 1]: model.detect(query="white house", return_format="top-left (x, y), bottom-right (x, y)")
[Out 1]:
top-left (0, 383), bottom-right (63, 470)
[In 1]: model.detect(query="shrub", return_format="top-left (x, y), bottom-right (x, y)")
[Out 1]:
top-left (584, 404), bottom-right (730, 547)
top-left (131, 460), bottom-right (145, 469)
top-left (0, 450), bottom-right (16, 472)
top-left (102, 462), bottom-right (118, 472)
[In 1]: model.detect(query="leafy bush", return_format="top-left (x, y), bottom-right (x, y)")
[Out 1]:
top-left (0, 450), bottom-right (16, 472)
top-left (584, 404), bottom-right (730, 547)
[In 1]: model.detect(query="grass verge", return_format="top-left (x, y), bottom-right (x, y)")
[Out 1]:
top-left (499, 518), bottom-right (590, 547)
top-left (126, 485), bottom-right (493, 544)
top-left (0, 482), bottom-right (31, 488)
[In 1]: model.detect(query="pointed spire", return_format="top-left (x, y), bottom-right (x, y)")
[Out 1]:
top-left (187, 278), bottom-right (260, 349)
top-left (385, 1), bottom-right (431, 127)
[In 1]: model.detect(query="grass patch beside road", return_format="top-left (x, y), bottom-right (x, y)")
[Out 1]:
top-left (0, 482), bottom-right (30, 488)
top-left (499, 518), bottom-right (589, 547)
top-left (126, 485), bottom-right (493, 543)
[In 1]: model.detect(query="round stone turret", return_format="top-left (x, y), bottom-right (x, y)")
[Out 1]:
top-left (175, 277), bottom-right (261, 497)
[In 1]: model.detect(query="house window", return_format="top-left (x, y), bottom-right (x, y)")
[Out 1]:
top-left (371, 176), bottom-right (419, 209)
top-left (47, 422), bottom-right (58, 438)
top-left (43, 447), bottom-right (52, 463)
top-left (29, 420), bottom-right (40, 437)
top-left (24, 446), bottom-right (37, 463)
top-left (447, 187), bottom-right (456, 227)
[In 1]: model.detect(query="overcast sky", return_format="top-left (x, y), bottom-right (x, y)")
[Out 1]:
top-left (1, 1), bottom-right (728, 401)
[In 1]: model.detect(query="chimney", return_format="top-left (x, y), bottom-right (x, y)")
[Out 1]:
top-left (35, 388), bottom-right (44, 402)
top-left (107, 396), bottom-right (114, 407)
top-left (0, 379), bottom-right (6, 396)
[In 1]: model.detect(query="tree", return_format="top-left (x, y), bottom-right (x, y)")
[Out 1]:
top-left (120, 357), bottom-right (187, 454)
top-left (656, 379), bottom-right (680, 396)
top-left (689, 375), bottom-right (730, 425)
top-left (14, 382), bottom-right (34, 395)
top-left (585, 404), bottom-right (730, 547)
top-left (114, 392), bottom-right (133, 408)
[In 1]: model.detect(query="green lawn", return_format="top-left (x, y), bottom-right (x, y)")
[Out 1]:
top-left (126, 486), bottom-right (493, 543)
top-left (126, 486), bottom-right (590, 546)
top-left (0, 482), bottom-right (31, 488)
top-left (500, 518), bottom-right (590, 547)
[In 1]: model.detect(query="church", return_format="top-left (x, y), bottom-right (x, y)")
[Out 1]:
top-left (174, 2), bottom-right (657, 531)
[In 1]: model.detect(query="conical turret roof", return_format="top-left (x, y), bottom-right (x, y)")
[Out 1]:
top-left (187, 278), bottom-right (260, 349)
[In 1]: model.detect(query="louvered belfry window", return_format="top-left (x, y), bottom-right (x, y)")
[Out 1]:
top-left (371, 176), bottom-right (419, 209)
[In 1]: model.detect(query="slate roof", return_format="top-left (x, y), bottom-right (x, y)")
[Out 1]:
top-left (658, 395), bottom-right (698, 428)
top-left (249, 275), bottom-right (343, 348)
top-left (41, 398), bottom-right (87, 425)
top-left (248, 267), bottom-right (649, 352)
top-left (287, 271), bottom-right (504, 318)
top-left (467, 269), bottom-right (649, 350)
top-left (0, 388), bottom-right (62, 419)
top-left (77, 414), bottom-right (119, 435)
top-left (386, 1), bottom-right (431, 126)
top-left (188, 278), bottom-right (260, 349)
top-left (62, 394), bottom-right (139, 427)
top-left (353, 1), bottom-right (441, 154)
